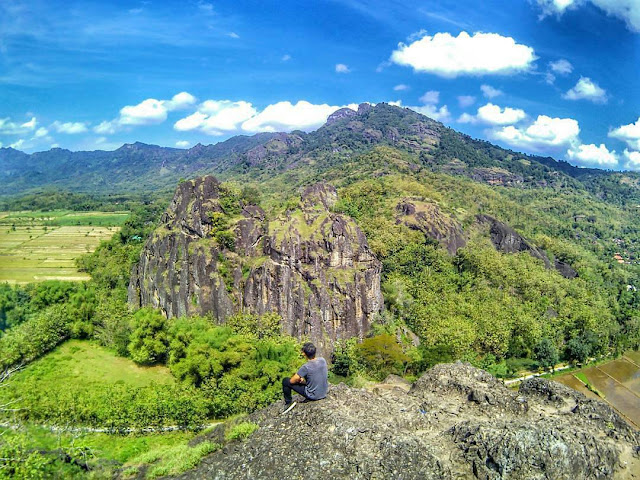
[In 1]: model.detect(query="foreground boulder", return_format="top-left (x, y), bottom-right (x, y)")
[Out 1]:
top-left (178, 363), bottom-right (639, 480)
top-left (129, 176), bottom-right (383, 355)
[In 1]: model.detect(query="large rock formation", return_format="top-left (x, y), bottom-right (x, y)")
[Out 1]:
top-left (477, 214), bottom-right (578, 279)
top-left (129, 176), bottom-right (383, 354)
top-left (177, 363), bottom-right (639, 480)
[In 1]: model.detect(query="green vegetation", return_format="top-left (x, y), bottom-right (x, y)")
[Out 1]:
top-left (124, 441), bottom-right (220, 478)
top-left (225, 422), bottom-right (259, 441)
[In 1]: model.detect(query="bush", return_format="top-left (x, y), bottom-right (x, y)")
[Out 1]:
top-left (128, 308), bottom-right (169, 365)
top-left (355, 334), bottom-right (410, 380)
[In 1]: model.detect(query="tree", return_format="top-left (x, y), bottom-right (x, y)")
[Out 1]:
top-left (534, 338), bottom-right (559, 371)
top-left (127, 308), bottom-right (169, 364)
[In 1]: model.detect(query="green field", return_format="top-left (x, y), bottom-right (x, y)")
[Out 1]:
top-left (3, 339), bottom-right (175, 391)
top-left (0, 210), bottom-right (127, 283)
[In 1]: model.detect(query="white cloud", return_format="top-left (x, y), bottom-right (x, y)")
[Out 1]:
top-left (457, 112), bottom-right (477, 124)
top-left (476, 103), bottom-right (526, 125)
top-left (419, 90), bottom-right (440, 104)
top-left (10, 139), bottom-right (24, 149)
top-left (51, 121), bottom-right (88, 134)
top-left (227, 32), bottom-right (240, 39)
top-left (282, 54), bottom-right (291, 62)
top-left (175, 100), bottom-right (256, 135)
top-left (164, 92), bottom-right (197, 110)
top-left (390, 31), bottom-right (536, 78)
top-left (567, 143), bottom-right (618, 167)
top-left (491, 115), bottom-right (580, 153)
top-left (93, 120), bottom-right (118, 135)
top-left (623, 149), bottom-right (640, 170)
top-left (536, 0), bottom-right (640, 32)
top-left (242, 101), bottom-right (355, 132)
top-left (549, 59), bottom-right (573, 75)
top-left (119, 98), bottom-right (167, 125)
top-left (536, 0), bottom-right (579, 16)
top-left (563, 77), bottom-right (607, 103)
top-left (394, 84), bottom-right (409, 91)
top-left (176, 140), bottom-right (190, 148)
top-left (481, 84), bottom-right (504, 98)
top-left (335, 63), bottom-right (351, 73)
top-left (409, 104), bottom-right (451, 122)
top-left (609, 117), bottom-right (640, 150)
top-left (34, 127), bottom-right (48, 138)
top-left (0, 116), bottom-right (37, 135)
top-left (457, 95), bottom-right (476, 107)
top-left (117, 91), bottom-right (197, 127)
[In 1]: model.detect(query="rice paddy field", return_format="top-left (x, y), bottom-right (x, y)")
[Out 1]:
top-left (0, 210), bottom-right (128, 283)
top-left (555, 351), bottom-right (640, 429)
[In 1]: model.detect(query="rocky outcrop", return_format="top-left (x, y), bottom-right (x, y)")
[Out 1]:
top-left (177, 363), bottom-right (639, 480)
top-left (396, 199), bottom-right (467, 254)
top-left (129, 176), bottom-right (383, 355)
top-left (476, 214), bottom-right (578, 279)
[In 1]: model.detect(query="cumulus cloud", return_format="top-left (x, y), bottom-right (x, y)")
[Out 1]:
top-left (390, 31), bottom-right (536, 78)
top-left (491, 115), bottom-right (580, 153)
top-left (481, 84), bottom-right (504, 98)
top-left (609, 117), bottom-right (640, 150)
top-left (242, 101), bottom-right (355, 132)
top-left (175, 100), bottom-right (257, 135)
top-left (10, 139), bottom-right (24, 149)
top-left (536, 0), bottom-right (640, 32)
top-left (549, 59), bottom-right (573, 75)
top-left (34, 127), bottom-right (48, 138)
top-left (93, 120), bottom-right (118, 135)
top-left (0, 116), bottom-right (37, 135)
top-left (97, 92), bottom-right (197, 132)
top-left (563, 77), bottom-right (607, 103)
top-left (335, 63), bottom-right (350, 73)
top-left (623, 149), bottom-right (640, 170)
top-left (567, 143), bottom-right (618, 167)
top-left (419, 90), bottom-right (440, 104)
top-left (119, 99), bottom-right (168, 125)
top-left (458, 95), bottom-right (476, 108)
top-left (175, 100), bottom-right (357, 135)
top-left (410, 104), bottom-right (451, 122)
top-left (51, 121), bottom-right (88, 134)
top-left (476, 103), bottom-right (526, 125)
top-left (394, 84), bottom-right (409, 91)
top-left (176, 140), bottom-right (190, 148)
top-left (457, 103), bottom-right (526, 125)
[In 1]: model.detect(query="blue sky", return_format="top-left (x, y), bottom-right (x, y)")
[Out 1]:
top-left (1, 0), bottom-right (639, 170)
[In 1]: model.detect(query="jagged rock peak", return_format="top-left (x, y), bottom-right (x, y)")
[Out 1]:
top-left (180, 362), bottom-right (639, 479)
top-left (301, 182), bottom-right (338, 211)
top-left (129, 175), bottom-right (383, 355)
top-left (326, 107), bottom-right (357, 125)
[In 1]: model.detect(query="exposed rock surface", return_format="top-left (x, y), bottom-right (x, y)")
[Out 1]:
top-left (476, 214), bottom-right (578, 279)
top-left (176, 363), bottom-right (639, 480)
top-left (129, 176), bottom-right (383, 355)
top-left (396, 199), bottom-right (467, 254)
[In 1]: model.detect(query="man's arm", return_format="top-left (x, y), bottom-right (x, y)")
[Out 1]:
top-left (290, 373), bottom-right (306, 384)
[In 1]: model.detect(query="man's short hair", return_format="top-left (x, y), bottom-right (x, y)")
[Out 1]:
top-left (302, 342), bottom-right (316, 359)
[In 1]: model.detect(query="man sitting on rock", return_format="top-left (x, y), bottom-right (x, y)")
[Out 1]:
top-left (282, 342), bottom-right (328, 412)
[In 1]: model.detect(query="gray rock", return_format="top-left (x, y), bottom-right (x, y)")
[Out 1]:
top-left (172, 363), bottom-right (639, 480)
top-left (129, 176), bottom-right (383, 356)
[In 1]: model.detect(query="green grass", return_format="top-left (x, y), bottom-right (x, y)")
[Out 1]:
top-left (3, 339), bottom-right (175, 391)
top-left (225, 422), bottom-right (258, 441)
top-left (125, 441), bottom-right (220, 478)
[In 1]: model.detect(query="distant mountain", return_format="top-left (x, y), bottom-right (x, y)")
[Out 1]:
top-left (2, 103), bottom-right (640, 205)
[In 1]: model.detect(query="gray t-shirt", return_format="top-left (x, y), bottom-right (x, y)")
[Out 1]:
top-left (297, 357), bottom-right (329, 400)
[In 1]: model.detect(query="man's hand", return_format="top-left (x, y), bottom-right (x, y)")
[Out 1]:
top-left (290, 373), bottom-right (306, 384)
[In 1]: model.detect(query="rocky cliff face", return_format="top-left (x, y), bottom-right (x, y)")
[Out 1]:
top-left (477, 214), bottom-right (578, 279)
top-left (178, 363), bottom-right (639, 480)
top-left (129, 176), bottom-right (383, 354)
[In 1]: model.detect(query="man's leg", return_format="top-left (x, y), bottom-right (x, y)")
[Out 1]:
top-left (282, 377), bottom-right (307, 404)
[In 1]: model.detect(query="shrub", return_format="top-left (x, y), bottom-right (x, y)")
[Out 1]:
top-left (225, 422), bottom-right (259, 441)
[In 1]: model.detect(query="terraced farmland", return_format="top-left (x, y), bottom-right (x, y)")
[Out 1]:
top-left (0, 211), bottom-right (127, 283)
